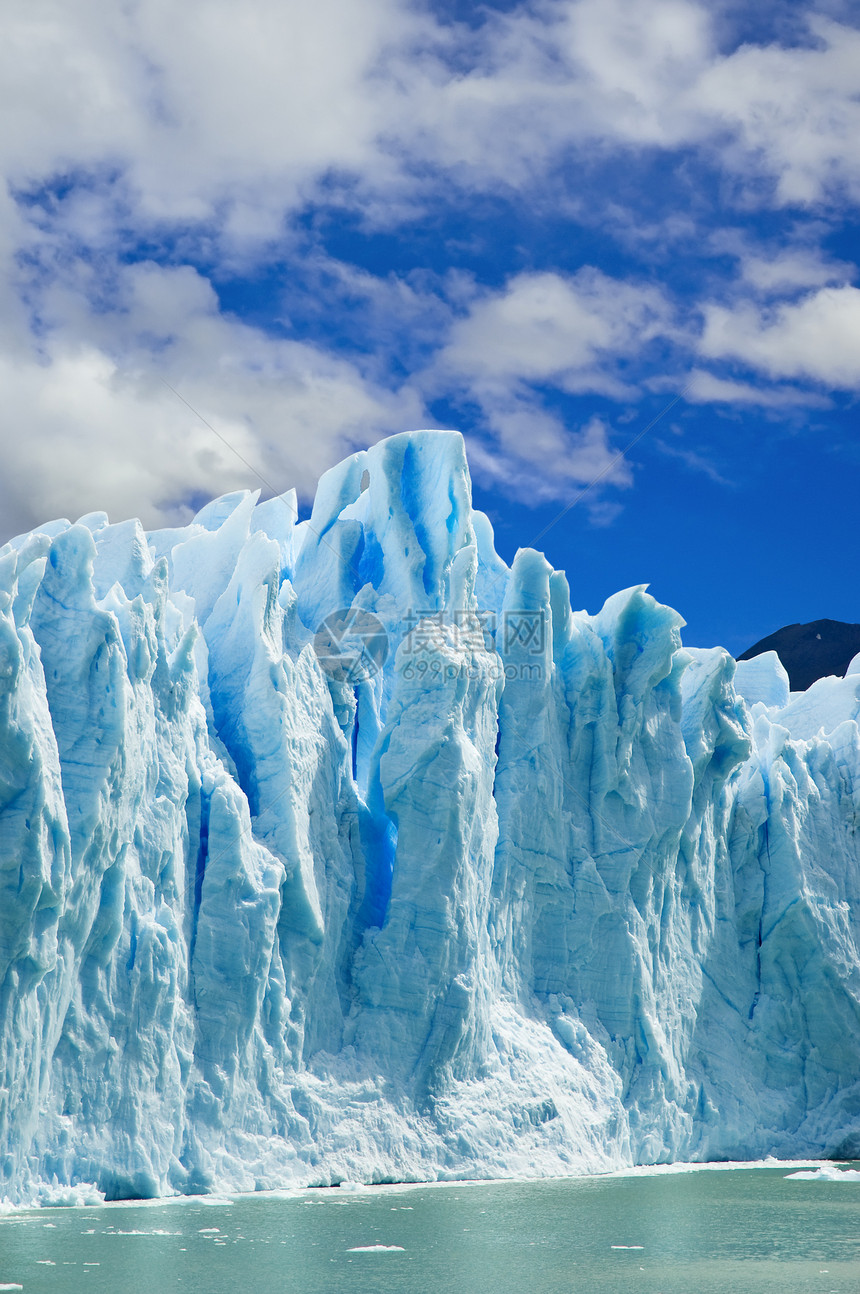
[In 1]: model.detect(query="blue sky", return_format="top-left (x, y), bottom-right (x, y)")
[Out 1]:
top-left (1, 0), bottom-right (859, 654)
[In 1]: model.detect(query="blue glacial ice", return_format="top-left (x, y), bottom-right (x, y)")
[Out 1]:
top-left (2, 428), bottom-right (860, 1203)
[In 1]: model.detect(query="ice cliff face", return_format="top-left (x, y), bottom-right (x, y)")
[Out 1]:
top-left (2, 429), bottom-right (860, 1203)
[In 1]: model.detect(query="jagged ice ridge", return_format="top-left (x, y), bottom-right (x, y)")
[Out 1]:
top-left (2, 429), bottom-right (860, 1204)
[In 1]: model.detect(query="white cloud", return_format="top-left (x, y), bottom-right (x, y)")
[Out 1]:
top-left (465, 413), bottom-right (633, 516)
top-left (438, 269), bottom-right (673, 397)
top-left (3, 1), bottom-right (859, 240)
top-left (423, 268), bottom-right (674, 507)
top-left (695, 17), bottom-right (860, 206)
top-left (379, 3), bottom-right (860, 210)
top-left (708, 228), bottom-right (857, 294)
top-left (685, 368), bottom-right (832, 407)
top-left (0, 260), bottom-right (424, 539)
top-left (379, 0), bottom-right (713, 183)
top-left (699, 285), bottom-right (860, 387)
top-left (0, 0), bottom-right (410, 239)
top-left (739, 249), bottom-right (853, 294)
top-left (1, 0), bottom-right (859, 535)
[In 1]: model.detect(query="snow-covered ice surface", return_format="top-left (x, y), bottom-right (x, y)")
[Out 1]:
top-left (3, 429), bottom-right (860, 1205)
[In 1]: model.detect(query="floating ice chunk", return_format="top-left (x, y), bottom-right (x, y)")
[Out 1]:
top-left (108, 1229), bottom-right (182, 1236)
top-left (34, 1183), bottom-right (105, 1209)
top-left (786, 1168), bottom-right (860, 1181)
top-left (347, 1245), bottom-right (406, 1252)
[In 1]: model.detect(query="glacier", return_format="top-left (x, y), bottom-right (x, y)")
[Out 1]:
top-left (2, 428), bottom-right (860, 1204)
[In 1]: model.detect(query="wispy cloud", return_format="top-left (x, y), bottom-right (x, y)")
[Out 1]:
top-left (653, 434), bottom-right (733, 486)
top-left (684, 368), bottom-right (832, 407)
top-left (464, 414), bottom-right (634, 518)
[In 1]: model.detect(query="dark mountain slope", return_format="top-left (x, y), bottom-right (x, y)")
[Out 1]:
top-left (739, 619), bottom-right (860, 692)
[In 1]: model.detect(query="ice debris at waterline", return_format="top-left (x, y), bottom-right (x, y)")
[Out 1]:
top-left (2, 429), bottom-right (860, 1206)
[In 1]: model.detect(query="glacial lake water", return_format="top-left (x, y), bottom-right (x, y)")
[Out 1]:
top-left (2, 1166), bottom-right (860, 1293)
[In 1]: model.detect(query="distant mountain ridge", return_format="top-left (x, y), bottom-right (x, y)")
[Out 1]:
top-left (739, 619), bottom-right (860, 692)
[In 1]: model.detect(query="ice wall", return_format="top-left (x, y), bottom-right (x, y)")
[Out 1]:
top-left (2, 429), bottom-right (860, 1203)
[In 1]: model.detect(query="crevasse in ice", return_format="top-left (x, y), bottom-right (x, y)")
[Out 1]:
top-left (2, 429), bottom-right (860, 1202)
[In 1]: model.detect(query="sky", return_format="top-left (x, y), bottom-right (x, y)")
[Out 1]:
top-left (1, 0), bottom-right (859, 655)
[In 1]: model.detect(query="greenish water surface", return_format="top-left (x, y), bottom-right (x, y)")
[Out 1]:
top-left (1, 1167), bottom-right (859, 1293)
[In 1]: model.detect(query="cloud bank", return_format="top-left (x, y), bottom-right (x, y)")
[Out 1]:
top-left (0, 0), bottom-right (858, 536)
